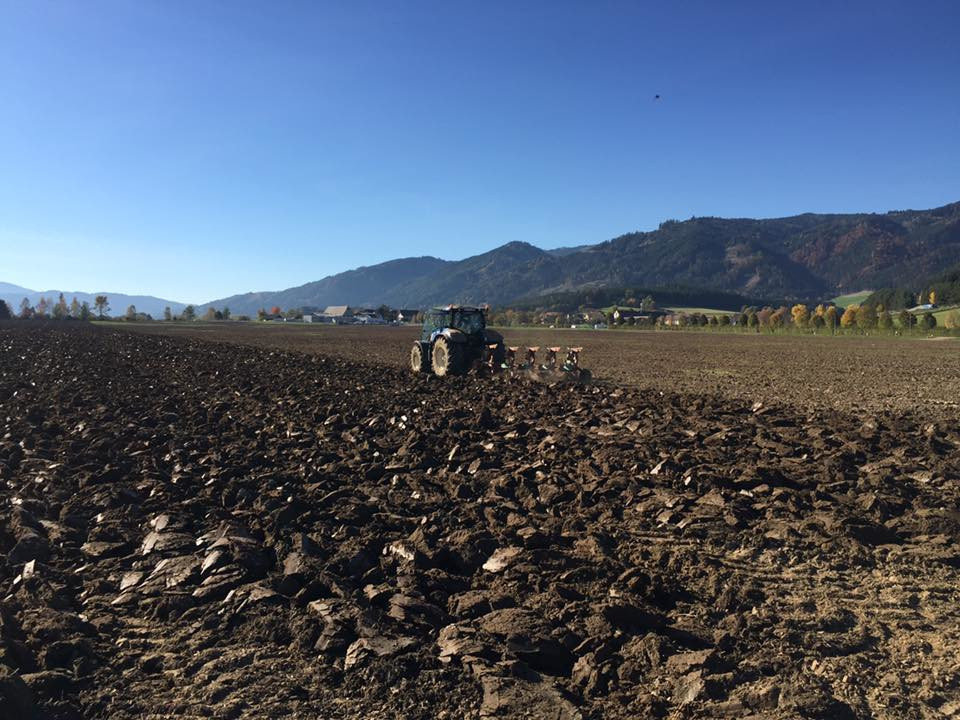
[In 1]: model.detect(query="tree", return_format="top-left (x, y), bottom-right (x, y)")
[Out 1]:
top-left (269, 306), bottom-right (282, 316)
top-left (19, 297), bottom-right (33, 319)
top-left (257, 308), bottom-right (267, 321)
top-left (719, 314), bottom-right (731, 326)
top-left (898, 309), bottom-right (916, 329)
top-left (163, 306), bottom-right (173, 321)
top-left (790, 304), bottom-right (809, 328)
top-left (811, 313), bottom-right (826, 329)
top-left (70, 297), bottom-right (81, 319)
top-left (52, 293), bottom-right (68, 320)
top-left (34, 297), bottom-right (49, 318)
top-left (944, 310), bottom-right (960, 330)
top-left (641, 295), bottom-right (656, 311)
top-left (877, 310), bottom-right (893, 330)
top-left (79, 301), bottom-right (92, 320)
top-left (824, 306), bottom-right (838, 332)
top-left (840, 305), bottom-right (858, 328)
top-left (0, 300), bottom-right (11, 320)
top-left (747, 312), bottom-right (759, 328)
top-left (929, 289), bottom-right (937, 306)
top-left (769, 307), bottom-right (786, 329)
top-left (856, 304), bottom-right (877, 330)
top-left (222, 307), bottom-right (231, 320)
top-left (203, 307), bottom-right (218, 321)
top-left (126, 305), bottom-right (137, 320)
top-left (919, 312), bottom-right (937, 330)
top-left (94, 295), bottom-right (109, 319)
top-left (181, 305), bottom-right (196, 321)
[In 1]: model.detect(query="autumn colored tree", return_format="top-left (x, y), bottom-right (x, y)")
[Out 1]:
top-left (203, 307), bottom-right (218, 321)
top-left (257, 308), bottom-right (267, 321)
top-left (840, 305), bottom-right (858, 328)
top-left (35, 297), bottom-right (49, 318)
top-left (69, 297), bottom-right (81, 318)
top-left (824, 306), bottom-right (838, 331)
top-left (944, 310), bottom-right (960, 329)
top-left (929, 289), bottom-right (937, 305)
top-left (790, 304), bottom-right (809, 328)
top-left (270, 306), bottom-right (282, 316)
top-left (856, 304), bottom-right (877, 330)
top-left (769, 307), bottom-right (787, 329)
top-left (813, 304), bottom-right (826, 318)
top-left (94, 295), bottom-right (109, 319)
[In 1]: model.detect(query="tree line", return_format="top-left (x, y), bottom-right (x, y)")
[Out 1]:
top-left (1, 294), bottom-right (101, 321)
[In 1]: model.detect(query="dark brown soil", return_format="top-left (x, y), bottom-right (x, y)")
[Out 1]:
top-left (2, 324), bottom-right (960, 719)
top-left (114, 321), bottom-right (960, 418)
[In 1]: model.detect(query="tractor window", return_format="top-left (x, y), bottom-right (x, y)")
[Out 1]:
top-left (454, 311), bottom-right (485, 334)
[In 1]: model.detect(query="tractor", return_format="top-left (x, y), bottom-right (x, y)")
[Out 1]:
top-left (410, 306), bottom-right (505, 376)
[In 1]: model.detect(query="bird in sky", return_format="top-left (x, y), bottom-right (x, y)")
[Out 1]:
top-left (654, 94), bottom-right (662, 101)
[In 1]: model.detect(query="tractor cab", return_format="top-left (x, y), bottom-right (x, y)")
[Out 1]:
top-left (420, 306), bottom-right (486, 343)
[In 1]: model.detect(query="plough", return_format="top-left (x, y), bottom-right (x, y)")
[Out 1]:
top-left (487, 344), bottom-right (591, 383)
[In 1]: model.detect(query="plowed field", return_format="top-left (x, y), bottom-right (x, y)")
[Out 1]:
top-left (113, 321), bottom-right (960, 418)
top-left (2, 323), bottom-right (959, 719)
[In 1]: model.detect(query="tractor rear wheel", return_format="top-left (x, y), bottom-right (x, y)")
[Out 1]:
top-left (431, 337), bottom-right (463, 377)
top-left (410, 342), bottom-right (429, 373)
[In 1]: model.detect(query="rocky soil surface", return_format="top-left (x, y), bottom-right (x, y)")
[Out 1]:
top-left (114, 321), bottom-right (960, 419)
top-left (2, 324), bottom-right (959, 719)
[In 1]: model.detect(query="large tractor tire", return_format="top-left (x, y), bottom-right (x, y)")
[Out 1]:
top-left (410, 342), bottom-right (429, 374)
top-left (431, 337), bottom-right (463, 377)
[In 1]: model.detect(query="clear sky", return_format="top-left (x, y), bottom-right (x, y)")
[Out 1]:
top-left (1, 0), bottom-right (958, 303)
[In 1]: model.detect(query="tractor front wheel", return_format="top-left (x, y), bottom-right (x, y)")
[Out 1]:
top-left (410, 342), bottom-right (429, 373)
top-left (431, 337), bottom-right (463, 377)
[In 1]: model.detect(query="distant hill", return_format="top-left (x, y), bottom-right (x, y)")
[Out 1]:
top-left (201, 257), bottom-right (451, 314)
top-left (867, 260), bottom-right (960, 310)
top-left (200, 201), bottom-right (960, 314)
top-left (0, 284), bottom-right (187, 318)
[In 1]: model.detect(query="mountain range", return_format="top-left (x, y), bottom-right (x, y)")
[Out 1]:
top-left (5, 201), bottom-right (959, 316)
top-left (0, 283), bottom-right (186, 318)
top-left (201, 200), bottom-right (960, 314)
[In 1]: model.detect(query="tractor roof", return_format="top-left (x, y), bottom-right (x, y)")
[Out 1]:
top-left (431, 305), bottom-right (487, 312)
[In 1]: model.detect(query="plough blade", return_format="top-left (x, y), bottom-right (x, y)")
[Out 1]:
top-left (496, 345), bottom-right (591, 384)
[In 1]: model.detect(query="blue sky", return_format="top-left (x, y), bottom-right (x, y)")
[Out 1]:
top-left (1, 0), bottom-right (958, 303)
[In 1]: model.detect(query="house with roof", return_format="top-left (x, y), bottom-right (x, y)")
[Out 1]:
top-left (321, 306), bottom-right (354, 323)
